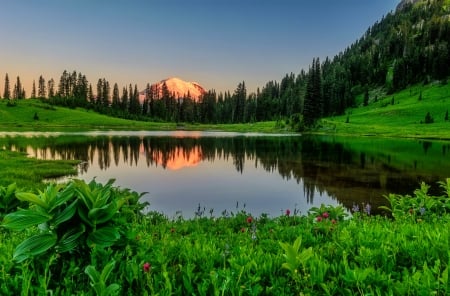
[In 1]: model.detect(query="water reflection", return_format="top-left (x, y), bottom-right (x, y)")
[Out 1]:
top-left (1, 133), bottom-right (449, 217)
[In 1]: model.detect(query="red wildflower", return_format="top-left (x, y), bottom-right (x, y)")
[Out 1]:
top-left (246, 216), bottom-right (253, 224)
top-left (316, 216), bottom-right (323, 222)
top-left (322, 212), bottom-right (329, 219)
top-left (143, 262), bottom-right (151, 273)
top-left (285, 209), bottom-right (291, 216)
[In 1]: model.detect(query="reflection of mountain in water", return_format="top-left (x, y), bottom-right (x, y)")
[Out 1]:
top-left (3, 135), bottom-right (450, 214)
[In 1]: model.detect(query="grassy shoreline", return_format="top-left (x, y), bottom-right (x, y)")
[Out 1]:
top-left (0, 150), bottom-right (79, 189)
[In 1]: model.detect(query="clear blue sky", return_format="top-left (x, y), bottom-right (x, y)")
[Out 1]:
top-left (0, 0), bottom-right (399, 95)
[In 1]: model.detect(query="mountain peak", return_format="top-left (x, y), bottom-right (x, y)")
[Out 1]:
top-left (152, 77), bottom-right (206, 101)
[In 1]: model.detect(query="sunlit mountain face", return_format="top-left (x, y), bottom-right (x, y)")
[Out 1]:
top-left (139, 77), bottom-right (206, 103)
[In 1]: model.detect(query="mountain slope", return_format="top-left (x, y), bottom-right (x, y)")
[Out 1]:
top-left (139, 77), bottom-right (206, 102)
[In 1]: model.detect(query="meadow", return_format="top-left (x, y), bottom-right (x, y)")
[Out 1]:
top-left (0, 178), bottom-right (449, 295)
top-left (321, 82), bottom-right (450, 139)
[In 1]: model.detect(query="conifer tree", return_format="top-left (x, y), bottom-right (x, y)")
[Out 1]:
top-left (3, 73), bottom-right (10, 99)
top-left (38, 75), bottom-right (46, 98)
top-left (303, 58), bottom-right (322, 127)
top-left (31, 80), bottom-right (37, 98)
top-left (112, 83), bottom-right (120, 110)
top-left (48, 78), bottom-right (55, 98)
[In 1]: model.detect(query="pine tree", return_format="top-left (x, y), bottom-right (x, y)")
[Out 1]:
top-left (38, 75), bottom-right (46, 98)
top-left (13, 76), bottom-right (24, 99)
top-left (31, 80), bottom-right (37, 98)
top-left (3, 73), bottom-right (10, 99)
top-left (303, 58), bottom-right (322, 127)
top-left (112, 83), bottom-right (120, 109)
top-left (48, 78), bottom-right (55, 98)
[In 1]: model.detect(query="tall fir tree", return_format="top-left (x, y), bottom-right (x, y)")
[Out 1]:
top-left (3, 73), bottom-right (11, 99)
top-left (31, 80), bottom-right (37, 98)
top-left (303, 58), bottom-right (322, 127)
top-left (112, 83), bottom-right (120, 110)
top-left (38, 75), bottom-right (46, 98)
top-left (48, 78), bottom-right (55, 98)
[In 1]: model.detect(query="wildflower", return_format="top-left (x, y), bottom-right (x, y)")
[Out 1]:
top-left (170, 227), bottom-right (175, 233)
top-left (285, 209), bottom-right (291, 216)
top-left (331, 219), bottom-right (337, 224)
top-left (316, 216), bottom-right (323, 222)
top-left (322, 212), bottom-right (329, 219)
top-left (247, 216), bottom-right (253, 224)
top-left (409, 208), bottom-right (414, 214)
top-left (143, 262), bottom-right (151, 273)
top-left (241, 227), bottom-right (246, 233)
top-left (364, 203), bottom-right (371, 215)
top-left (352, 203), bottom-right (360, 213)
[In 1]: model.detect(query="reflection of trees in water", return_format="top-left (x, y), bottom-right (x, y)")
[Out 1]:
top-left (5, 135), bottom-right (449, 212)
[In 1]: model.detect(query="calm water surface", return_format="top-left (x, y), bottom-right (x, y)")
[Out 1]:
top-left (1, 131), bottom-right (449, 218)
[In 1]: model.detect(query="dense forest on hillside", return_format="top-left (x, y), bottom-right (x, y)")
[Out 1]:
top-left (1, 0), bottom-right (450, 130)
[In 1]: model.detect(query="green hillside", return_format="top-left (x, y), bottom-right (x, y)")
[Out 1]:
top-left (0, 99), bottom-right (282, 133)
top-left (321, 82), bottom-right (450, 139)
top-left (0, 99), bottom-right (178, 131)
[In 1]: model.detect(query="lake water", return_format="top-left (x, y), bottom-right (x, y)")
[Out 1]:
top-left (1, 131), bottom-right (449, 218)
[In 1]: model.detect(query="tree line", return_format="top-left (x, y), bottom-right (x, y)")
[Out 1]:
top-left (1, 0), bottom-right (449, 129)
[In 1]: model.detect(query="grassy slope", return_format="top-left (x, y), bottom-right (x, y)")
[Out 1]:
top-left (321, 82), bottom-right (450, 139)
top-left (0, 99), bottom-right (283, 133)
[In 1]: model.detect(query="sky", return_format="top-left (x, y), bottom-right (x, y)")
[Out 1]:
top-left (0, 0), bottom-right (399, 96)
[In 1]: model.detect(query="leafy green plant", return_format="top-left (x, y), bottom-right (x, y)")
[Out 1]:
top-left (85, 260), bottom-right (120, 296)
top-left (1, 179), bottom-right (145, 262)
top-left (380, 179), bottom-right (450, 220)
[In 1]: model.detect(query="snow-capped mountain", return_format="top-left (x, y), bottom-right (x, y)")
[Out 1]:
top-left (139, 77), bottom-right (206, 102)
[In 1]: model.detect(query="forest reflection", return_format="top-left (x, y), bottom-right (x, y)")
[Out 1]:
top-left (3, 134), bottom-right (449, 214)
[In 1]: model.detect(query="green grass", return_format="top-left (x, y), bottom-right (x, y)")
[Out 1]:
top-left (0, 150), bottom-right (79, 189)
top-left (0, 99), bottom-right (286, 133)
top-left (321, 82), bottom-right (450, 139)
top-left (1, 180), bottom-right (449, 295)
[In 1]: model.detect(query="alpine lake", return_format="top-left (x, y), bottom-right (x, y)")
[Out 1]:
top-left (1, 131), bottom-right (449, 218)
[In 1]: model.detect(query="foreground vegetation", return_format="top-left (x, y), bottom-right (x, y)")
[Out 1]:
top-left (1, 177), bottom-right (449, 295)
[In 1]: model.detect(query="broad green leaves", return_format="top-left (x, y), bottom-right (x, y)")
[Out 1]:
top-left (13, 233), bottom-right (57, 263)
top-left (1, 179), bottom-right (145, 262)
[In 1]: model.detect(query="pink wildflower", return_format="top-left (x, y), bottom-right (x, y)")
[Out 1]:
top-left (143, 262), bottom-right (151, 273)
